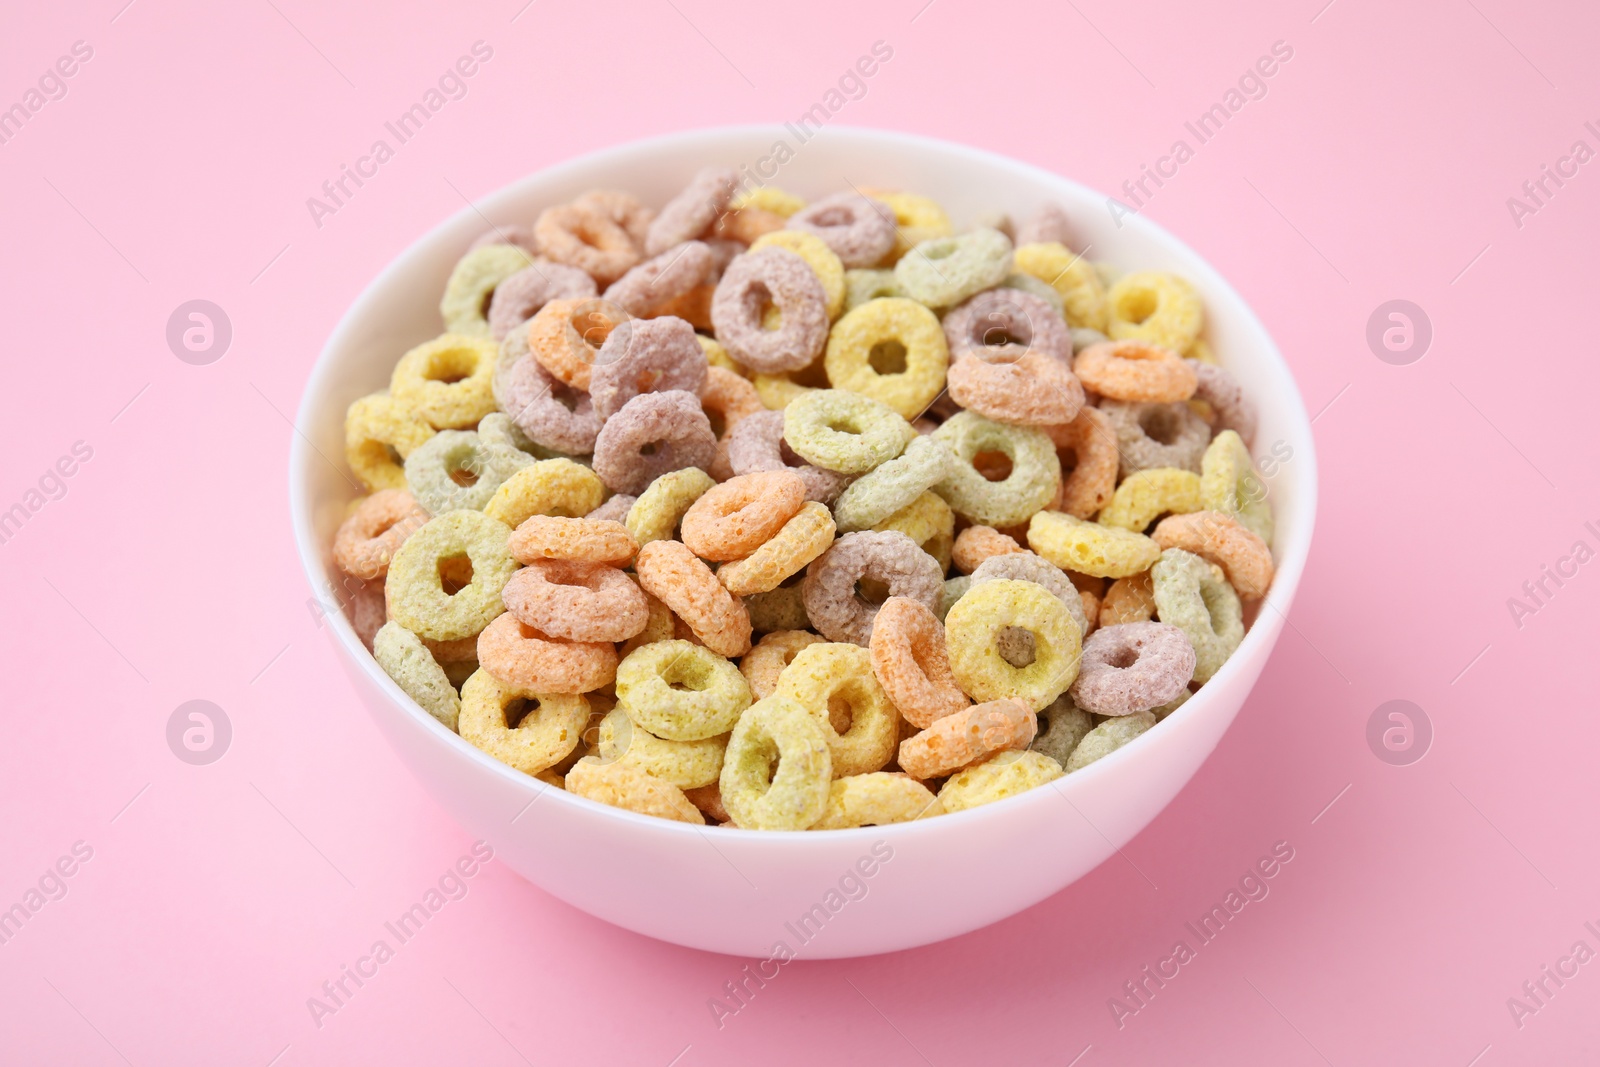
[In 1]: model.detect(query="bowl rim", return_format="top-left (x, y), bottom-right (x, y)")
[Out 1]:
top-left (290, 122), bottom-right (1319, 845)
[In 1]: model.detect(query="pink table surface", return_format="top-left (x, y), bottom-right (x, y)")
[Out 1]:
top-left (3, 0), bottom-right (1596, 1063)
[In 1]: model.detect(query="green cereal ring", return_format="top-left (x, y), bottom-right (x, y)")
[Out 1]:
top-left (1065, 711), bottom-right (1156, 772)
top-left (945, 579), bottom-right (1082, 710)
top-left (783, 389), bottom-right (915, 474)
top-left (478, 411), bottom-right (567, 463)
top-left (894, 227), bottom-right (1012, 308)
top-left (843, 269), bottom-right (905, 311)
top-left (344, 393), bottom-right (436, 491)
top-left (626, 468), bottom-right (716, 547)
top-left (404, 430), bottom-right (528, 515)
top-left (1027, 511), bottom-right (1160, 579)
top-left (831, 435), bottom-right (953, 533)
top-left (1001, 272), bottom-right (1066, 318)
top-left (390, 334), bottom-right (500, 429)
top-left (745, 583), bottom-right (811, 633)
top-left (386, 510), bottom-right (517, 641)
top-left (1201, 430), bottom-right (1274, 544)
top-left (1097, 468), bottom-right (1203, 532)
top-left (719, 694), bottom-right (833, 831)
top-left (1150, 548), bottom-right (1243, 683)
top-left (939, 576), bottom-right (972, 621)
top-left (373, 621), bottom-right (462, 731)
top-left (931, 412), bottom-right (1060, 528)
top-left (440, 244), bottom-right (536, 337)
top-left (484, 459), bottom-right (605, 528)
top-left (823, 298), bottom-right (949, 420)
top-left (595, 707), bottom-right (726, 789)
top-left (614, 639), bottom-right (752, 742)
top-left (939, 750), bottom-right (1064, 813)
top-left (1029, 692), bottom-right (1094, 767)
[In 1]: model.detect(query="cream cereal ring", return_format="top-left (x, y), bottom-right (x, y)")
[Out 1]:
top-left (626, 467), bottom-right (716, 546)
top-left (486, 260), bottom-right (598, 342)
top-left (1069, 621), bottom-right (1194, 716)
top-left (1186, 358), bottom-right (1257, 448)
top-left (646, 167), bottom-right (740, 255)
top-left (774, 642), bottom-right (900, 777)
top-left (1151, 510), bottom-right (1274, 599)
top-left (334, 490), bottom-right (430, 580)
top-left (869, 596), bottom-right (970, 729)
top-left (475, 612), bottom-right (618, 694)
top-left (1097, 467), bottom-right (1203, 532)
top-left (897, 697), bottom-right (1036, 780)
top-left (565, 755), bottom-right (704, 824)
top-left (591, 391), bottom-right (718, 496)
top-left (716, 501), bottom-right (836, 596)
top-left (458, 669), bottom-right (589, 775)
top-left (944, 579), bottom-right (1082, 710)
top-left (1100, 399), bottom-right (1212, 476)
top-left (595, 708), bottom-right (727, 790)
top-left (1026, 510), bottom-right (1160, 579)
top-left (719, 694), bottom-right (833, 831)
top-left (390, 334), bottom-right (500, 429)
top-left (634, 540), bottom-right (752, 657)
top-left (724, 409), bottom-right (851, 504)
top-left (590, 315), bottom-right (708, 421)
top-left (1150, 548), bottom-right (1244, 683)
top-left (1200, 430), bottom-right (1273, 543)
top-left (483, 458), bottom-right (606, 528)
top-left (615, 638), bottom-right (751, 741)
top-left (811, 772), bottom-right (943, 828)
top-left (344, 393), bottom-right (437, 492)
top-left (602, 240), bottom-right (716, 317)
top-left (385, 510), bottom-right (517, 641)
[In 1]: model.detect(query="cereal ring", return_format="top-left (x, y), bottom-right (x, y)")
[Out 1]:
top-left (946, 351), bottom-right (1085, 428)
top-left (602, 241), bottom-right (715, 317)
top-left (1074, 341), bottom-right (1198, 403)
top-left (344, 393), bottom-right (436, 492)
top-left (486, 260), bottom-right (598, 342)
top-left (749, 230), bottom-right (847, 320)
top-left (1069, 621), bottom-right (1195, 716)
top-left (483, 458), bottom-right (606, 528)
top-left (590, 316), bottom-right (708, 421)
top-left (373, 621), bottom-right (461, 730)
top-left (1151, 511), bottom-right (1274, 599)
top-left (1200, 430), bottom-right (1273, 543)
top-left (1098, 468), bottom-right (1203, 532)
top-left (700, 365), bottom-right (764, 436)
top-left (635, 540), bottom-right (752, 656)
top-left (592, 391), bottom-right (718, 495)
top-left (390, 334), bottom-right (499, 429)
top-left (714, 204), bottom-right (788, 244)
top-left (719, 694), bottom-right (833, 831)
top-left (680, 471), bottom-right (806, 561)
top-left (614, 638), bottom-right (751, 742)
top-left (1029, 692), bottom-right (1094, 767)
top-left (1045, 406), bottom-right (1119, 518)
top-left (508, 515), bottom-right (637, 565)
top-left (595, 708), bottom-right (726, 789)
top-left (646, 167), bottom-right (739, 255)
top-left (469, 224), bottom-right (539, 256)
top-left (459, 669), bottom-right (588, 775)
top-left (565, 755), bottom-right (704, 824)
top-left (733, 186), bottom-right (805, 216)
top-left (831, 435), bottom-right (952, 533)
top-left (894, 227), bottom-right (1012, 308)
top-left (1153, 690), bottom-right (1190, 721)
top-left (710, 248), bottom-right (831, 373)
top-left (939, 576), bottom-right (971, 620)
top-left (943, 287), bottom-right (1073, 366)
top-left (1026, 511), bottom-right (1160, 580)
top-left (1002, 273), bottom-right (1067, 319)
top-left (683, 781), bottom-right (731, 823)
top-left (951, 526), bottom-right (1023, 575)
top-left (1011, 243), bottom-right (1107, 331)
top-left (741, 630), bottom-right (825, 699)
top-left (1100, 399), bottom-right (1212, 476)
top-left (939, 750), bottom-right (1063, 812)
top-left (440, 244), bottom-right (537, 338)
top-left (1106, 272), bottom-right (1203, 353)
top-left (334, 490), bottom-right (430, 580)
top-left (774, 642), bottom-right (900, 777)
top-left (1065, 711), bottom-right (1156, 772)
top-left (536, 195), bottom-right (648, 285)
top-left (1186, 359), bottom-right (1257, 448)
top-left (475, 612), bottom-right (617, 693)
top-left (502, 559), bottom-right (649, 642)
top-left (811, 773), bottom-right (943, 828)
top-left (944, 579), bottom-right (1081, 709)
top-left (802, 531), bottom-right (944, 647)
top-left (404, 430), bottom-right (526, 514)
top-left (786, 192), bottom-right (896, 269)
top-left (1100, 570), bottom-right (1156, 626)
top-left (897, 697), bottom-right (1036, 780)
top-left (784, 389), bottom-right (915, 475)
top-left (587, 493), bottom-right (635, 523)
top-left (343, 576), bottom-right (387, 649)
top-left (525, 297), bottom-right (632, 391)
top-left (716, 501), bottom-right (836, 596)
top-left (843, 269), bottom-right (906, 310)
top-left (858, 189), bottom-right (952, 264)
top-left (626, 467), bottom-right (716, 547)
top-left (931, 412), bottom-right (1060, 528)
top-left (869, 596), bottom-right (970, 729)
top-left (821, 297), bottom-right (948, 421)
top-left (476, 410), bottom-right (558, 463)
top-left (493, 325), bottom-right (602, 456)
top-left (1072, 327), bottom-right (1110, 353)
top-left (384, 510), bottom-right (516, 642)
top-left (1150, 548), bottom-right (1244, 683)
top-left (744, 583), bottom-right (810, 633)
top-left (971, 550), bottom-right (1090, 638)
top-left (725, 409), bottom-right (851, 504)
top-left (1015, 202), bottom-right (1077, 249)
top-left (871, 490), bottom-right (954, 572)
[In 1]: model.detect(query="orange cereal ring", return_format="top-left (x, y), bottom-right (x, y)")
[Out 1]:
top-left (946, 350), bottom-right (1086, 428)
top-left (1045, 405), bottom-right (1119, 518)
top-left (333, 490), bottom-right (430, 580)
top-left (680, 471), bottom-right (806, 562)
top-left (869, 596), bottom-right (971, 729)
top-left (635, 540), bottom-right (752, 657)
top-left (653, 283), bottom-right (714, 331)
top-left (714, 205), bottom-right (787, 244)
top-left (508, 516), bottom-right (637, 565)
top-left (525, 297), bottom-right (631, 391)
top-left (1099, 570), bottom-right (1155, 626)
top-left (475, 612), bottom-right (617, 694)
top-left (535, 195), bottom-right (647, 285)
top-left (897, 698), bottom-right (1036, 780)
top-left (741, 630), bottom-right (826, 699)
top-left (1073, 340), bottom-right (1197, 403)
top-left (699, 365), bottom-right (764, 437)
top-left (502, 559), bottom-right (650, 643)
top-left (951, 525), bottom-right (1023, 575)
top-left (458, 670), bottom-right (589, 776)
top-left (1079, 589), bottom-right (1101, 637)
top-left (716, 501), bottom-right (836, 596)
top-left (1151, 511), bottom-right (1275, 599)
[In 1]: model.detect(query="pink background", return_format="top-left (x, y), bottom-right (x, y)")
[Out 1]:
top-left (3, 0), bottom-right (1597, 1063)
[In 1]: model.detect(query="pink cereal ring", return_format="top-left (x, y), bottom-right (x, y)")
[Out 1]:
top-left (602, 240), bottom-right (716, 317)
top-left (469, 224), bottom-right (540, 256)
top-left (333, 489), bottom-right (430, 580)
top-left (1074, 340), bottom-right (1198, 403)
top-left (869, 596), bottom-right (971, 729)
top-left (710, 248), bottom-right (831, 373)
top-left (785, 192), bottom-right (896, 269)
top-left (591, 391), bottom-right (718, 495)
top-left (802, 531), bottom-right (944, 647)
top-left (525, 297), bottom-right (631, 391)
top-left (943, 288), bottom-right (1074, 365)
top-left (475, 612), bottom-right (617, 694)
top-left (494, 323), bottom-right (602, 455)
top-left (724, 409), bottom-right (851, 505)
top-left (946, 350), bottom-right (1086, 427)
top-left (680, 471), bottom-right (807, 561)
top-left (634, 539), bottom-right (753, 657)
top-left (502, 559), bottom-right (650, 643)
top-left (507, 516), bottom-right (638, 565)
top-left (1015, 203), bottom-right (1079, 250)
top-left (487, 261), bottom-right (598, 342)
top-left (1068, 621), bottom-right (1195, 716)
top-left (646, 167), bottom-right (740, 255)
top-left (1186, 358), bottom-right (1258, 448)
top-left (590, 315), bottom-right (708, 421)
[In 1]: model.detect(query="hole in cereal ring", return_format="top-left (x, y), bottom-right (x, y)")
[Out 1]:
top-left (811, 206), bottom-right (853, 227)
top-left (1056, 445), bottom-right (1080, 478)
top-left (448, 463), bottom-right (480, 487)
top-left (997, 626), bottom-right (1036, 668)
top-left (706, 409), bottom-right (727, 438)
top-left (973, 450), bottom-right (1013, 482)
top-left (479, 287), bottom-right (497, 319)
top-left (868, 340), bottom-right (908, 375)
top-left (922, 242), bottom-right (956, 261)
top-left (1139, 407), bottom-right (1180, 445)
top-left (438, 553), bottom-right (475, 594)
top-left (1119, 288), bottom-right (1157, 324)
top-left (1106, 644), bottom-right (1140, 669)
top-left (828, 694), bottom-right (853, 734)
top-left (855, 578), bottom-right (891, 606)
top-left (639, 441), bottom-right (660, 456)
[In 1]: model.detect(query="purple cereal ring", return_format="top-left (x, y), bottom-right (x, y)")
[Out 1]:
top-left (469, 224), bottom-right (540, 256)
top-left (710, 248), bottom-right (830, 373)
top-left (943, 288), bottom-right (1073, 365)
top-left (591, 390), bottom-right (717, 494)
top-left (603, 241), bottom-right (716, 317)
top-left (704, 238), bottom-right (744, 277)
top-left (1186, 358), bottom-right (1258, 449)
top-left (493, 323), bottom-right (601, 455)
top-left (802, 531), bottom-right (944, 646)
top-left (724, 409), bottom-right (850, 505)
top-left (1015, 203), bottom-right (1078, 250)
top-left (646, 167), bottom-right (740, 256)
top-left (587, 493), bottom-right (637, 522)
top-left (786, 192), bottom-right (896, 269)
top-left (1068, 621), bottom-right (1195, 716)
top-left (488, 261), bottom-right (598, 342)
top-left (591, 316), bottom-right (709, 420)
top-left (1100, 399), bottom-right (1212, 476)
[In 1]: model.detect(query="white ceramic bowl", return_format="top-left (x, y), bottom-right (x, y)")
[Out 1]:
top-left (291, 125), bottom-right (1317, 959)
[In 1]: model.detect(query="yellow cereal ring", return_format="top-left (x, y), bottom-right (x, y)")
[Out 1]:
top-left (344, 393), bottom-right (436, 491)
top-left (810, 772), bottom-right (943, 829)
top-left (697, 334), bottom-right (748, 377)
top-left (775, 642), bottom-right (900, 777)
top-left (938, 750), bottom-right (1063, 812)
top-left (1106, 271), bottom-right (1203, 353)
top-left (615, 639), bottom-right (751, 741)
top-left (859, 189), bottom-right (953, 265)
top-left (1027, 511), bottom-right (1161, 579)
top-left (823, 297), bottom-right (949, 420)
top-left (944, 579), bottom-right (1082, 710)
top-left (872, 490), bottom-right (954, 573)
top-left (626, 467), bottom-right (716, 547)
top-left (1187, 337), bottom-right (1218, 364)
top-left (385, 510), bottom-right (517, 641)
top-left (719, 694), bottom-right (833, 831)
top-left (751, 230), bottom-right (846, 320)
top-left (716, 501), bottom-right (836, 596)
top-left (618, 589), bottom-right (676, 658)
top-left (483, 459), bottom-right (605, 528)
top-left (458, 669), bottom-right (587, 775)
top-left (1012, 243), bottom-right (1107, 331)
top-left (595, 707), bottom-right (726, 789)
top-left (389, 334), bottom-right (500, 429)
top-left (565, 755), bottom-right (704, 824)
top-left (733, 186), bottom-right (806, 217)
top-left (1097, 468), bottom-right (1203, 532)
top-left (440, 244), bottom-right (536, 337)
top-left (1200, 430), bottom-right (1273, 543)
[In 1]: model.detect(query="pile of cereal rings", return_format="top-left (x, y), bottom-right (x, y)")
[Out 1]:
top-left (331, 169), bottom-right (1276, 829)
